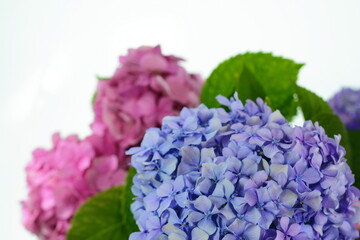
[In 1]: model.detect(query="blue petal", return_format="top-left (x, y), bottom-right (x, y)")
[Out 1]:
top-left (187, 211), bottom-right (204, 223)
top-left (303, 190), bottom-right (322, 211)
top-left (142, 129), bottom-right (161, 147)
top-left (160, 156), bottom-right (178, 175)
top-left (216, 95), bottom-right (232, 107)
top-left (194, 196), bottom-right (213, 213)
top-left (201, 163), bottom-right (216, 179)
top-left (244, 189), bottom-right (257, 206)
top-left (191, 227), bottom-right (209, 240)
top-left (198, 218), bottom-right (217, 235)
top-left (258, 211), bottom-right (275, 229)
top-left (175, 192), bottom-right (188, 208)
top-left (279, 190), bottom-right (297, 208)
top-left (245, 207), bottom-right (261, 224)
top-left (302, 168), bottom-right (321, 184)
top-left (156, 182), bottom-right (173, 197)
top-left (241, 158), bottom-right (258, 176)
top-left (256, 187), bottom-right (270, 203)
top-left (270, 164), bottom-right (288, 182)
top-left (143, 193), bottom-right (160, 211)
top-left (201, 148), bottom-right (216, 163)
top-left (263, 144), bottom-right (279, 158)
top-left (227, 219), bottom-right (246, 234)
top-left (183, 116), bottom-right (198, 131)
top-left (177, 146), bottom-right (200, 175)
top-left (243, 225), bottom-right (261, 240)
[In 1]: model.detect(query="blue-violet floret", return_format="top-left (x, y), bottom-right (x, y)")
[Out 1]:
top-left (128, 93), bottom-right (360, 240)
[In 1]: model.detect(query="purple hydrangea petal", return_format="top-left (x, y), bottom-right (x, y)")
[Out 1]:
top-left (245, 206), bottom-right (262, 224)
top-left (257, 128), bottom-right (272, 141)
top-left (329, 88), bottom-right (360, 130)
top-left (268, 110), bottom-right (286, 124)
top-left (275, 231), bottom-right (286, 240)
top-left (144, 193), bottom-right (160, 211)
top-left (279, 190), bottom-right (297, 207)
top-left (270, 164), bottom-right (288, 182)
top-left (241, 158), bottom-right (258, 175)
top-left (301, 168), bottom-right (321, 184)
top-left (162, 223), bottom-right (187, 240)
top-left (244, 189), bottom-right (258, 206)
top-left (222, 235), bottom-right (237, 240)
top-left (243, 225), bottom-right (261, 239)
top-left (288, 223), bottom-right (301, 236)
top-left (198, 218), bottom-right (217, 235)
top-left (130, 232), bottom-right (146, 240)
top-left (157, 182), bottom-right (173, 197)
top-left (175, 192), bottom-right (188, 208)
top-left (259, 210), bottom-right (275, 229)
top-left (302, 190), bottom-right (322, 211)
top-left (227, 219), bottom-right (246, 235)
top-left (191, 227), bottom-right (209, 240)
top-left (187, 211), bottom-right (205, 223)
top-left (177, 146), bottom-right (200, 175)
top-left (252, 170), bottom-right (268, 186)
top-left (194, 196), bottom-right (213, 213)
top-left (263, 144), bottom-right (280, 158)
top-left (279, 217), bottom-right (290, 232)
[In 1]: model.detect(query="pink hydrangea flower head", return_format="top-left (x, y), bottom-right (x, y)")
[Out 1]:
top-left (22, 133), bottom-right (126, 240)
top-left (92, 45), bottom-right (203, 156)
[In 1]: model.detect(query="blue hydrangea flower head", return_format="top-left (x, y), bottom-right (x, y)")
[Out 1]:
top-left (128, 93), bottom-right (360, 240)
top-left (329, 87), bottom-right (360, 130)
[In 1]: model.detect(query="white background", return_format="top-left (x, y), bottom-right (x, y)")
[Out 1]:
top-left (1, 0), bottom-right (360, 239)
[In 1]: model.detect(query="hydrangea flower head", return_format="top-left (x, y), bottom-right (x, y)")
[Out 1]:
top-left (22, 133), bottom-right (126, 240)
top-left (128, 94), bottom-right (360, 240)
top-left (329, 88), bottom-right (360, 130)
top-left (92, 45), bottom-right (203, 158)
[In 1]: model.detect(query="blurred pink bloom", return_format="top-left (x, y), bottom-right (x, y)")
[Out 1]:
top-left (22, 133), bottom-right (126, 240)
top-left (92, 45), bottom-right (203, 157)
top-left (22, 45), bottom-right (203, 240)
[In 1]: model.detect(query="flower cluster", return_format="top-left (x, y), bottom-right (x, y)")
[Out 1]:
top-left (128, 94), bottom-right (360, 240)
top-left (92, 45), bottom-right (203, 158)
top-left (22, 133), bottom-right (126, 240)
top-left (22, 46), bottom-right (203, 240)
top-left (329, 88), bottom-right (360, 130)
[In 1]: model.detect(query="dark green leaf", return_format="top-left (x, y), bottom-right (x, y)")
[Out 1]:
top-left (121, 167), bottom-right (138, 234)
top-left (67, 187), bottom-right (124, 240)
top-left (235, 65), bottom-right (266, 102)
top-left (201, 55), bottom-right (243, 108)
top-left (241, 53), bottom-right (303, 119)
top-left (201, 52), bottom-right (303, 120)
top-left (296, 86), bottom-right (333, 118)
top-left (67, 168), bottom-right (139, 240)
top-left (348, 130), bottom-right (360, 187)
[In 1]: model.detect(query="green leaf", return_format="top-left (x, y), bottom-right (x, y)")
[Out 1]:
top-left (67, 168), bottom-right (139, 240)
top-left (295, 86), bottom-right (333, 118)
top-left (201, 54), bottom-right (243, 108)
top-left (121, 167), bottom-right (138, 234)
top-left (348, 130), bottom-right (360, 186)
top-left (67, 187), bottom-right (124, 240)
top-left (91, 76), bottom-right (109, 105)
top-left (241, 53), bottom-right (303, 119)
top-left (91, 92), bottom-right (97, 105)
top-left (201, 52), bottom-right (303, 119)
top-left (296, 86), bottom-right (352, 168)
top-left (96, 75), bottom-right (110, 81)
top-left (234, 65), bottom-right (266, 102)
